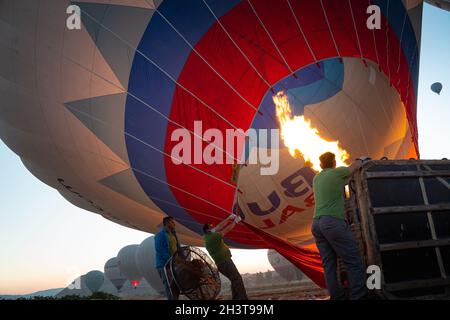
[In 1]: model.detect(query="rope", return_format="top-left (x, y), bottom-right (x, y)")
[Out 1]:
top-left (247, 0), bottom-right (294, 74)
top-left (286, 0), bottom-right (318, 62)
top-left (155, 8), bottom-right (262, 114)
top-left (64, 104), bottom-right (239, 190)
top-left (397, 12), bottom-right (407, 74)
top-left (348, 0), bottom-right (364, 59)
top-left (68, 8), bottom-right (245, 164)
top-left (385, 0), bottom-right (391, 82)
top-left (201, 0), bottom-right (272, 89)
top-left (79, 7), bottom-right (240, 130)
top-left (368, 0), bottom-right (381, 68)
top-left (319, 0), bottom-right (341, 57)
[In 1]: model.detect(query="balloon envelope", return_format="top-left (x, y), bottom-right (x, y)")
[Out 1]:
top-left (431, 82), bottom-right (443, 95)
top-left (136, 236), bottom-right (165, 295)
top-left (84, 270), bottom-right (105, 293)
top-left (268, 249), bottom-right (304, 281)
top-left (0, 1), bottom-right (423, 252)
top-left (104, 257), bottom-right (127, 291)
top-left (117, 245), bottom-right (142, 284)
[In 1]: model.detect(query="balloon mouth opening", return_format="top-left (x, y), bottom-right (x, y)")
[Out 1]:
top-left (273, 91), bottom-right (350, 172)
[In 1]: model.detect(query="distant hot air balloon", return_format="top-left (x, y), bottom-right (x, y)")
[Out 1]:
top-left (268, 250), bottom-right (304, 282)
top-left (431, 82), bottom-right (443, 95)
top-left (84, 270), bottom-right (105, 293)
top-left (104, 257), bottom-right (127, 291)
top-left (425, 0), bottom-right (450, 11)
top-left (136, 236), bottom-right (165, 295)
top-left (117, 245), bottom-right (142, 288)
top-left (0, 0), bottom-right (425, 285)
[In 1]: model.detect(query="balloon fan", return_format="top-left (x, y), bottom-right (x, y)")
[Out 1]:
top-left (166, 246), bottom-right (221, 300)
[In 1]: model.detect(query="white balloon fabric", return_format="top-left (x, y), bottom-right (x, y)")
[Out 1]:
top-left (267, 249), bottom-right (304, 282)
top-left (117, 245), bottom-right (142, 284)
top-left (84, 270), bottom-right (105, 293)
top-left (136, 236), bottom-right (165, 295)
top-left (104, 257), bottom-right (127, 291)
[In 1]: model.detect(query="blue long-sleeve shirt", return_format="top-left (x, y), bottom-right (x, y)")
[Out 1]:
top-left (154, 228), bottom-right (180, 268)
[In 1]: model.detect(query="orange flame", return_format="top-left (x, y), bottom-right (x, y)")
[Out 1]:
top-left (273, 91), bottom-right (350, 172)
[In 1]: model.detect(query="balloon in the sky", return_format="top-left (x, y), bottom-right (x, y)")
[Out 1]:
top-left (431, 82), bottom-right (443, 95)
top-left (84, 270), bottom-right (105, 293)
top-left (0, 0), bottom-right (425, 271)
top-left (425, 0), bottom-right (450, 11)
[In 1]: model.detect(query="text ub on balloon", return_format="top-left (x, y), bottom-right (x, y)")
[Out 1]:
top-left (273, 92), bottom-right (350, 172)
top-left (170, 122), bottom-right (280, 175)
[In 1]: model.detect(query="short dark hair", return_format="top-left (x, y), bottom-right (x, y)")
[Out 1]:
top-left (163, 216), bottom-right (174, 226)
top-left (319, 152), bottom-right (336, 169)
top-left (203, 223), bottom-right (212, 234)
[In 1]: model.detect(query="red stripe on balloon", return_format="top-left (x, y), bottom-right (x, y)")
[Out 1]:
top-left (164, 0), bottom-right (418, 247)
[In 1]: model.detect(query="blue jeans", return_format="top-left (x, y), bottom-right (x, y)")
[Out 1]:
top-left (157, 267), bottom-right (179, 300)
top-left (312, 216), bottom-right (367, 300)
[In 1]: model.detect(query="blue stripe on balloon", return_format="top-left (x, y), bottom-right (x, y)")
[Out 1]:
top-left (373, 0), bottom-right (420, 93)
top-left (125, 0), bottom-right (243, 240)
top-left (251, 58), bottom-right (344, 132)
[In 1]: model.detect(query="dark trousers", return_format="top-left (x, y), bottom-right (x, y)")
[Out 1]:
top-left (217, 259), bottom-right (248, 300)
top-left (311, 216), bottom-right (367, 300)
top-left (157, 267), bottom-right (179, 300)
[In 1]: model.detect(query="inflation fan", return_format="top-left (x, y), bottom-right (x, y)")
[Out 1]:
top-left (164, 246), bottom-right (221, 300)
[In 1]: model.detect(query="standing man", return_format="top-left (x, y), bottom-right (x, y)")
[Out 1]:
top-left (203, 214), bottom-right (248, 300)
top-left (311, 152), bottom-right (368, 300)
top-left (155, 216), bottom-right (180, 300)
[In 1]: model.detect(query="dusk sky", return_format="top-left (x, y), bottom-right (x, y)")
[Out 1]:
top-left (1, 3), bottom-right (449, 295)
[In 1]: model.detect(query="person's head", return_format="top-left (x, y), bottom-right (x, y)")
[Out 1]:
top-left (203, 223), bottom-right (213, 234)
top-left (163, 216), bottom-right (176, 232)
top-left (319, 152), bottom-right (336, 169)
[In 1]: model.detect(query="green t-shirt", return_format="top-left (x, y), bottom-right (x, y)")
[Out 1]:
top-left (313, 167), bottom-right (350, 220)
top-left (167, 231), bottom-right (178, 256)
top-left (204, 232), bottom-right (232, 265)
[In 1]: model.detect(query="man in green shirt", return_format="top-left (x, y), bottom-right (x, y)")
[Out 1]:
top-left (312, 152), bottom-right (367, 300)
top-left (203, 214), bottom-right (248, 300)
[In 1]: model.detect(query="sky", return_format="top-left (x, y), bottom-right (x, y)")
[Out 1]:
top-left (1, 3), bottom-right (450, 295)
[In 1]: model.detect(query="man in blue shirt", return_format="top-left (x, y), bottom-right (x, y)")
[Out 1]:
top-left (155, 216), bottom-right (180, 300)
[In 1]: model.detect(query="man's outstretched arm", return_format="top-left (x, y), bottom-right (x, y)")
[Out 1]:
top-left (348, 159), bottom-right (363, 176)
top-left (213, 214), bottom-right (236, 233)
top-left (215, 215), bottom-right (241, 236)
top-left (220, 218), bottom-right (240, 236)
top-left (347, 156), bottom-right (371, 176)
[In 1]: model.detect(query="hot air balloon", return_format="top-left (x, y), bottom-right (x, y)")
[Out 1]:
top-left (104, 257), bottom-right (127, 291)
top-left (84, 270), bottom-right (105, 293)
top-left (431, 82), bottom-right (443, 95)
top-left (136, 236), bottom-right (165, 295)
top-left (117, 245), bottom-right (142, 288)
top-left (268, 249), bottom-right (304, 282)
top-left (0, 0), bottom-right (430, 286)
top-left (425, 0), bottom-right (450, 11)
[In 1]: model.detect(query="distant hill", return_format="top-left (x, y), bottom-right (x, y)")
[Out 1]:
top-left (0, 288), bottom-right (63, 300)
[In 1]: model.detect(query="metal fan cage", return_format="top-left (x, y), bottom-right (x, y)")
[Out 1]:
top-left (166, 246), bottom-right (221, 300)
